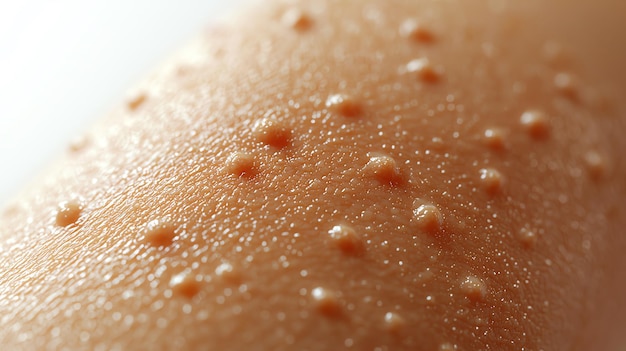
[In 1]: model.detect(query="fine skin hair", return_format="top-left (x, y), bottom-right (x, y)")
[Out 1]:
top-left (1, 0), bottom-right (625, 350)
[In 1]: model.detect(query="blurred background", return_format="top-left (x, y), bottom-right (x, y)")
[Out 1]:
top-left (0, 0), bottom-right (244, 203)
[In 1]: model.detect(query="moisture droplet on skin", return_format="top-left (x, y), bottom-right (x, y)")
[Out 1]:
top-left (143, 219), bottom-right (177, 247)
top-left (402, 57), bottom-right (440, 83)
top-left (281, 8), bottom-right (313, 31)
top-left (364, 153), bottom-right (403, 185)
top-left (55, 200), bottom-right (82, 227)
top-left (519, 227), bottom-right (538, 248)
top-left (170, 272), bottom-right (201, 299)
top-left (412, 199), bottom-right (443, 234)
top-left (399, 19), bottom-right (434, 43)
top-left (460, 276), bottom-right (487, 302)
top-left (325, 94), bottom-right (362, 118)
top-left (583, 151), bottom-right (606, 181)
top-left (253, 118), bottom-right (292, 149)
top-left (520, 110), bottom-right (550, 139)
top-left (479, 168), bottom-right (504, 195)
top-left (226, 152), bottom-right (257, 178)
top-left (483, 128), bottom-right (506, 150)
top-left (311, 287), bottom-right (341, 317)
top-left (127, 93), bottom-right (147, 111)
top-left (383, 312), bottom-right (406, 333)
top-left (328, 224), bottom-right (363, 255)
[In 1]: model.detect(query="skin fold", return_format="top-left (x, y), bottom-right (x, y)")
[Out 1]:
top-left (0, 0), bottom-right (625, 350)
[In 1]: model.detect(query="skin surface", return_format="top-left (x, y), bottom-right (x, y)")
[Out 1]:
top-left (1, 0), bottom-right (625, 350)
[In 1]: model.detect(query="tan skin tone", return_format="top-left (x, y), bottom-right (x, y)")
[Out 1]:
top-left (1, 0), bottom-right (625, 350)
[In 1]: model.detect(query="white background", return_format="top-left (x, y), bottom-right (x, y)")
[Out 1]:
top-left (0, 0), bottom-right (244, 203)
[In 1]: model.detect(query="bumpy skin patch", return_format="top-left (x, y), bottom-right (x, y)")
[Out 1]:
top-left (55, 200), bottom-right (83, 227)
top-left (0, 0), bottom-right (626, 350)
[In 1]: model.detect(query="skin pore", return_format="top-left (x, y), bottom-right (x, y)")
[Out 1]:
top-left (1, 0), bottom-right (625, 350)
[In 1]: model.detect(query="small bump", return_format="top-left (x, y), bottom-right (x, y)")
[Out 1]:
top-left (175, 64), bottom-right (193, 77)
top-left (127, 93), bottom-right (147, 111)
top-left (2, 203), bottom-right (21, 219)
top-left (399, 19), bottom-right (434, 43)
top-left (554, 72), bottom-right (579, 101)
top-left (439, 343), bottom-right (458, 351)
top-left (55, 200), bottom-right (83, 227)
top-left (412, 199), bottom-right (443, 234)
top-left (68, 135), bottom-right (91, 153)
top-left (583, 151), bottom-right (606, 181)
top-left (311, 287), bottom-right (341, 317)
top-left (460, 276), bottom-right (487, 302)
top-left (587, 90), bottom-right (616, 115)
top-left (170, 272), bottom-right (201, 299)
top-left (325, 94), bottom-right (362, 118)
top-left (520, 110), bottom-right (550, 139)
top-left (143, 219), bottom-right (177, 247)
top-left (383, 312), bottom-right (406, 333)
top-left (479, 168), bottom-right (504, 195)
top-left (482, 128), bottom-right (506, 150)
top-left (328, 224), bottom-right (363, 255)
top-left (253, 118), bottom-right (292, 149)
top-left (543, 41), bottom-right (570, 68)
top-left (226, 152), bottom-right (257, 178)
top-left (402, 58), bottom-right (440, 83)
top-left (215, 262), bottom-right (241, 284)
top-left (364, 153), bottom-right (403, 185)
top-left (518, 227), bottom-right (538, 249)
top-left (281, 8), bottom-right (313, 31)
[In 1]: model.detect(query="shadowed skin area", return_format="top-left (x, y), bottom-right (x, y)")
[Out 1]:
top-left (1, 0), bottom-right (625, 350)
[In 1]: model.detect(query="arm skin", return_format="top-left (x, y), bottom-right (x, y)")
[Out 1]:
top-left (1, 0), bottom-right (625, 350)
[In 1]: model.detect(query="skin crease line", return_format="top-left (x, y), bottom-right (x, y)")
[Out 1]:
top-left (0, 0), bottom-right (625, 350)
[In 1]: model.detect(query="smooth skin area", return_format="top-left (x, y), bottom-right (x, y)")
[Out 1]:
top-left (1, 0), bottom-right (625, 350)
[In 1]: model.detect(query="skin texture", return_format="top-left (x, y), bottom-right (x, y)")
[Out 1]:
top-left (1, 0), bottom-right (625, 350)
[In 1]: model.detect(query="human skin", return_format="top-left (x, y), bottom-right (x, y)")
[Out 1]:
top-left (1, 0), bottom-right (625, 350)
